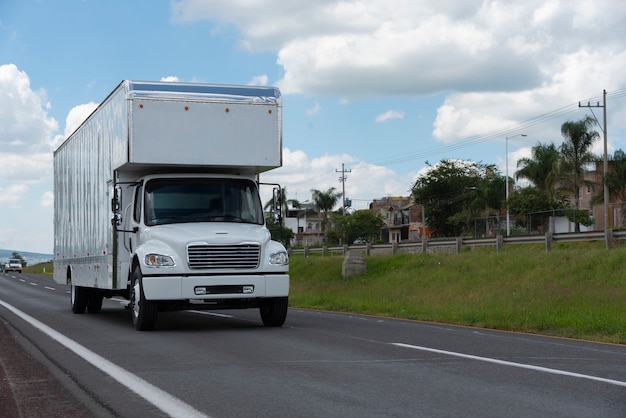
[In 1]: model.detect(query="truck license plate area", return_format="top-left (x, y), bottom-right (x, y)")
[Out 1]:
top-left (194, 285), bottom-right (254, 295)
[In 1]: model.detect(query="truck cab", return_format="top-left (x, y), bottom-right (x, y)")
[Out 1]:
top-left (115, 172), bottom-right (289, 330)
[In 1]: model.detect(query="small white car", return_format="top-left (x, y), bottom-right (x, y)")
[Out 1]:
top-left (5, 259), bottom-right (22, 273)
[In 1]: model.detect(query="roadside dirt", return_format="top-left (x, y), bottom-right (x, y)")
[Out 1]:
top-left (0, 320), bottom-right (113, 417)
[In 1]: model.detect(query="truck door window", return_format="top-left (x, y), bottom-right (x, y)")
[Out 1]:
top-left (133, 185), bottom-right (142, 223)
top-left (144, 178), bottom-right (263, 226)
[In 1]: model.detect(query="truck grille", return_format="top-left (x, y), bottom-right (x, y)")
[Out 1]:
top-left (187, 244), bottom-right (261, 270)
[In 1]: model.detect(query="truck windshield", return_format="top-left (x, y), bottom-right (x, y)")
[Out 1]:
top-left (144, 178), bottom-right (264, 226)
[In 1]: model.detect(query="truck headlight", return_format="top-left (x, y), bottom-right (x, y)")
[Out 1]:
top-left (269, 250), bottom-right (289, 265)
top-left (144, 254), bottom-right (175, 267)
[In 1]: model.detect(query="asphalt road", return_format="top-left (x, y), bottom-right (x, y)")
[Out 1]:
top-left (1, 271), bottom-right (625, 417)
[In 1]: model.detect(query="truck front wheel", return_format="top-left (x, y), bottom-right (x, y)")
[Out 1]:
top-left (260, 297), bottom-right (288, 327)
top-left (130, 267), bottom-right (158, 331)
top-left (71, 285), bottom-right (88, 314)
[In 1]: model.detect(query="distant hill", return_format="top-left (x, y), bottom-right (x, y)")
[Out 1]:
top-left (0, 249), bottom-right (53, 266)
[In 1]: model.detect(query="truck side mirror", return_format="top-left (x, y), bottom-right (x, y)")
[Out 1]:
top-left (111, 186), bottom-right (123, 226)
top-left (273, 187), bottom-right (283, 226)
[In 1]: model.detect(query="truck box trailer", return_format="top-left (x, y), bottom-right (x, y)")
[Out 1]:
top-left (53, 80), bottom-right (289, 330)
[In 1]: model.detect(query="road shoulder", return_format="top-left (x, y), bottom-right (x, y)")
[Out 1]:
top-left (0, 319), bottom-right (114, 417)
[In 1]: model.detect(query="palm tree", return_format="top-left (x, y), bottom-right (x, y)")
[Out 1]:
top-left (310, 187), bottom-right (342, 235)
top-left (559, 116), bottom-right (600, 231)
top-left (516, 142), bottom-right (561, 200)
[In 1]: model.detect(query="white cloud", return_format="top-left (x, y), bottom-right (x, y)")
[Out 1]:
top-left (0, 65), bottom-right (59, 252)
top-left (0, 152), bottom-right (52, 184)
top-left (248, 74), bottom-right (268, 86)
top-left (65, 102), bottom-right (98, 137)
top-left (306, 102), bottom-right (321, 116)
top-left (41, 191), bottom-right (54, 208)
top-left (50, 102), bottom-right (98, 149)
top-left (170, 1), bottom-right (626, 150)
top-left (376, 110), bottom-right (404, 123)
top-left (161, 76), bottom-right (180, 82)
top-left (261, 148), bottom-right (413, 210)
top-left (0, 64), bottom-right (58, 151)
top-left (0, 183), bottom-right (28, 205)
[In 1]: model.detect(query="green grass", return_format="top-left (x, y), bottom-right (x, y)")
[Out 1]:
top-left (24, 262), bottom-right (53, 276)
top-left (289, 241), bottom-right (626, 344)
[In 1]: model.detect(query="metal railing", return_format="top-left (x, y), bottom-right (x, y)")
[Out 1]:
top-left (289, 230), bottom-right (625, 257)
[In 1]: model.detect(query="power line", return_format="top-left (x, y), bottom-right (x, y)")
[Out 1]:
top-left (364, 102), bottom-right (580, 167)
top-left (363, 91), bottom-right (626, 168)
top-left (275, 90), bottom-right (626, 204)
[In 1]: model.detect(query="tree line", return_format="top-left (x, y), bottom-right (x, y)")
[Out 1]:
top-left (266, 187), bottom-right (384, 247)
top-left (268, 115), bottom-right (613, 244)
top-left (413, 116), bottom-right (611, 236)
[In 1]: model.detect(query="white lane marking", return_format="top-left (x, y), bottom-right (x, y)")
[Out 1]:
top-left (44, 287), bottom-right (56, 291)
top-left (0, 300), bottom-right (209, 417)
top-left (188, 310), bottom-right (233, 318)
top-left (29, 282), bottom-right (38, 286)
top-left (392, 342), bottom-right (626, 388)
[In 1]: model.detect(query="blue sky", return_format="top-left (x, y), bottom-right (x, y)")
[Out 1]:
top-left (1, 0), bottom-right (626, 254)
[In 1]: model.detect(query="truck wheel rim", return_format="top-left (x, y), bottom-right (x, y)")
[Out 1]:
top-left (132, 281), bottom-right (141, 318)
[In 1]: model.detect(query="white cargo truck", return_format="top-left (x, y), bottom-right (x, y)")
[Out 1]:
top-left (53, 80), bottom-right (289, 330)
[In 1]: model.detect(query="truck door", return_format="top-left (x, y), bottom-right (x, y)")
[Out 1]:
top-left (127, 183), bottom-right (143, 253)
top-left (111, 178), bottom-right (139, 288)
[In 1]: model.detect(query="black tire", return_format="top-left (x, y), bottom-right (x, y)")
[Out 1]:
top-left (260, 297), bottom-right (288, 327)
top-left (130, 267), bottom-right (158, 331)
top-left (71, 285), bottom-right (88, 314)
top-left (87, 290), bottom-right (104, 313)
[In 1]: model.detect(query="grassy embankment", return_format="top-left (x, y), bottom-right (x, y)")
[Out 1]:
top-left (26, 243), bottom-right (625, 344)
top-left (24, 262), bottom-right (53, 276)
top-left (289, 241), bottom-right (626, 344)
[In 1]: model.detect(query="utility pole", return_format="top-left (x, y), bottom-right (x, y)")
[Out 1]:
top-left (336, 163), bottom-right (351, 215)
top-left (506, 133), bottom-right (526, 236)
top-left (579, 89), bottom-right (608, 229)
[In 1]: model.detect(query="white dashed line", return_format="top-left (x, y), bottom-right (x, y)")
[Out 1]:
top-left (392, 342), bottom-right (626, 388)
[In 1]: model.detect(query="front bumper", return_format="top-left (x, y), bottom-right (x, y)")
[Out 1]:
top-left (141, 273), bottom-right (289, 300)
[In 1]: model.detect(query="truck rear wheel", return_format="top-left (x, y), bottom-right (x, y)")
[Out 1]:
top-left (87, 291), bottom-right (104, 313)
top-left (130, 267), bottom-right (158, 331)
top-left (71, 285), bottom-right (88, 314)
top-left (260, 297), bottom-right (288, 327)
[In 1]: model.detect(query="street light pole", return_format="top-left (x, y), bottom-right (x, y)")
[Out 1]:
top-left (506, 134), bottom-right (527, 236)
